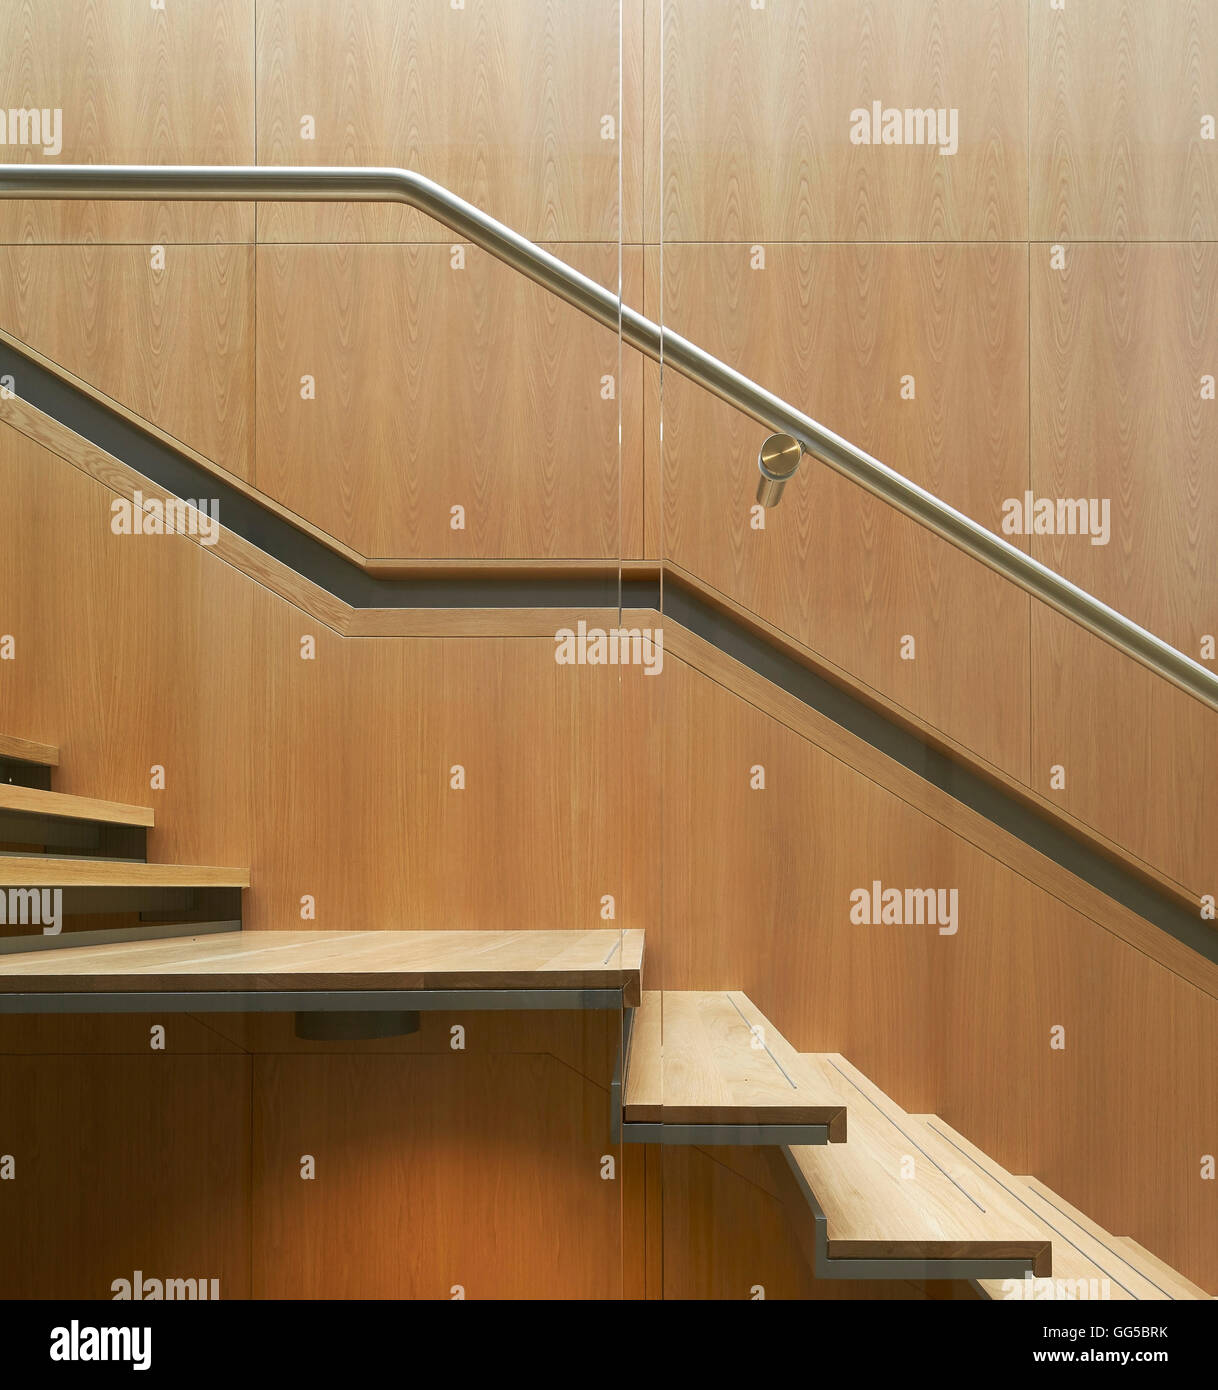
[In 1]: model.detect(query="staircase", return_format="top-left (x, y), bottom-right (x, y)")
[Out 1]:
top-left (619, 990), bottom-right (1211, 1300)
top-left (0, 735), bottom-right (246, 946)
top-left (2, 731), bottom-right (1209, 1299)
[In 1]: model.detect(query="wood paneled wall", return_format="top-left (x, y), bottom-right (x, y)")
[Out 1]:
top-left (651, 242), bottom-right (1031, 782)
top-left (656, 0), bottom-right (1028, 242)
top-left (649, 655), bottom-right (1218, 1292)
top-left (0, 0), bottom-right (254, 244)
top-left (651, 0), bottom-right (1218, 894)
top-left (255, 0), bottom-right (642, 245)
top-left (1030, 0), bottom-right (1218, 240)
top-left (255, 243), bottom-right (643, 558)
top-left (0, 426), bottom-right (634, 930)
top-left (1, 0), bottom-right (1216, 1298)
top-left (1, 0), bottom-right (1210, 888)
top-left (0, 246), bottom-right (254, 478)
top-left (2, 422), bottom-right (1214, 1295)
top-left (0, 1007), bottom-right (625, 1300)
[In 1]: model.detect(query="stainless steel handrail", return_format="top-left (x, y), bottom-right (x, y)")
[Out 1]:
top-left (2, 163), bottom-right (1216, 713)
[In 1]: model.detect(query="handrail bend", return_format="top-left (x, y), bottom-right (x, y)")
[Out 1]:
top-left (1, 163), bottom-right (1216, 713)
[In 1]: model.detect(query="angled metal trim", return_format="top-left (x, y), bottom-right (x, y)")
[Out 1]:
top-left (609, 1005), bottom-right (635, 1145)
top-left (0, 986), bottom-right (625, 1015)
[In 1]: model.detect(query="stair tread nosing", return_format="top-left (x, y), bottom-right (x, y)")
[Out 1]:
top-left (0, 784), bottom-right (154, 828)
top-left (623, 990), bottom-right (847, 1132)
top-left (0, 734), bottom-right (59, 767)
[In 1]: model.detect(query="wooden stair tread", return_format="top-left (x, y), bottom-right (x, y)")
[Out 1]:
top-left (1107, 1236), bottom-right (1212, 1301)
top-left (788, 1056), bottom-right (1050, 1271)
top-left (0, 734), bottom-right (58, 767)
top-left (0, 784), bottom-right (154, 827)
top-left (1017, 1174), bottom-right (1210, 1301)
top-left (623, 991), bottom-right (846, 1132)
top-left (911, 1116), bottom-right (1209, 1299)
top-left (0, 857), bottom-right (246, 888)
top-left (0, 928), bottom-right (644, 997)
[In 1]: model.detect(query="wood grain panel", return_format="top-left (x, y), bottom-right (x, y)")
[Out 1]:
top-left (214, 1008), bottom-right (616, 1080)
top-left (256, 0), bottom-right (641, 244)
top-left (661, 616), bottom-right (1214, 993)
top-left (659, 0), bottom-right (1027, 242)
top-left (252, 1052), bottom-right (621, 1298)
top-left (0, 1011), bottom-right (247, 1056)
top-left (256, 242), bottom-right (642, 558)
top-left (653, 242), bottom-right (1031, 780)
top-left (0, 784), bottom-right (154, 827)
top-left (658, 654), bottom-right (1218, 1291)
top-left (0, 733), bottom-right (57, 765)
top-left (1031, 610), bottom-right (1218, 899)
top-left (1031, 0), bottom-right (1218, 240)
top-left (934, 785), bottom-right (1218, 1294)
top-left (0, 857), bottom-right (246, 887)
top-left (0, 245), bottom-right (254, 479)
top-left (0, 1056), bottom-right (251, 1298)
top-left (661, 1145), bottom-right (954, 1300)
top-left (0, 0), bottom-right (254, 244)
top-left (0, 423), bottom-right (637, 935)
top-left (1030, 244), bottom-right (1218, 892)
top-left (250, 627), bottom-right (632, 934)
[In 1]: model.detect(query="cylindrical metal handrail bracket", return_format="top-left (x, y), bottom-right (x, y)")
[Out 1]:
top-left (1, 164), bottom-right (1215, 713)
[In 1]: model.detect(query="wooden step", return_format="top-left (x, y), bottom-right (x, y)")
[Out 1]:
top-left (0, 734), bottom-right (58, 767)
top-left (0, 928), bottom-right (644, 999)
top-left (782, 1055), bottom-right (1051, 1276)
top-left (910, 1117), bottom-right (1211, 1299)
top-left (0, 785), bottom-right (154, 828)
top-left (621, 991), bottom-right (846, 1140)
top-left (1106, 1233), bottom-right (1213, 1301)
top-left (1018, 1174), bottom-right (1211, 1301)
top-left (0, 857), bottom-right (246, 888)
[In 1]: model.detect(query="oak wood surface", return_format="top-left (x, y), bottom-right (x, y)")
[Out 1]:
top-left (255, 0), bottom-right (641, 244)
top-left (0, 734), bottom-right (58, 767)
top-left (0, 857), bottom-right (246, 888)
top-left (1029, 244), bottom-right (1218, 895)
top-left (0, 1056), bottom-right (252, 1299)
top-left (623, 990), bottom-right (846, 1131)
top-left (0, 928), bottom-right (643, 997)
top-left (657, 0), bottom-right (1028, 242)
top-left (0, 0), bottom-right (254, 244)
top-left (650, 241), bottom-right (1031, 782)
top-left (0, 246), bottom-right (255, 480)
top-left (0, 784), bottom-right (154, 827)
top-left (788, 1055), bottom-right (1049, 1272)
top-left (1031, 0), bottom-right (1218, 240)
top-left (255, 241), bottom-right (643, 559)
top-left (915, 1117), bottom-right (1211, 1300)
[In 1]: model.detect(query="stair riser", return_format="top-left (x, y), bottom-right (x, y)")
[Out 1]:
top-left (0, 885), bottom-right (242, 949)
top-left (0, 809), bottom-right (146, 859)
top-left (0, 757), bottom-right (53, 791)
